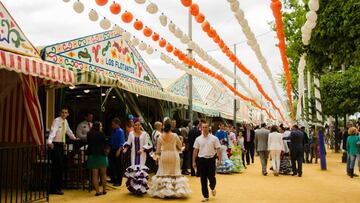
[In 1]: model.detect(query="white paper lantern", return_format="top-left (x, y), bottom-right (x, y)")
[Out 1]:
top-left (146, 3), bottom-right (158, 14)
top-left (175, 28), bottom-right (183, 38)
top-left (63, 0), bottom-right (71, 3)
top-left (302, 38), bottom-right (310, 45)
top-left (135, 0), bottom-right (146, 4)
top-left (73, 1), bottom-right (84, 13)
top-left (139, 42), bottom-right (147, 51)
top-left (187, 41), bottom-right (195, 50)
top-left (235, 9), bottom-right (244, 19)
top-left (168, 22), bottom-right (176, 33)
top-left (122, 31), bottom-right (131, 41)
top-left (230, 1), bottom-right (239, 12)
top-left (160, 53), bottom-right (166, 61)
top-left (146, 46), bottom-right (154, 54)
top-left (306, 11), bottom-right (317, 22)
top-left (181, 35), bottom-right (190, 44)
top-left (100, 18), bottom-right (111, 30)
top-left (113, 25), bottom-right (123, 34)
top-left (89, 9), bottom-right (99, 21)
top-left (304, 21), bottom-right (316, 30)
top-left (164, 56), bottom-right (171, 64)
top-left (308, 0), bottom-right (319, 11)
top-left (301, 25), bottom-right (311, 35)
top-left (131, 37), bottom-right (139, 46)
top-left (159, 14), bottom-right (167, 27)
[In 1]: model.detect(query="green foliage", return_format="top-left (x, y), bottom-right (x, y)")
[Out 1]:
top-left (308, 0), bottom-right (360, 72)
top-left (320, 66), bottom-right (360, 116)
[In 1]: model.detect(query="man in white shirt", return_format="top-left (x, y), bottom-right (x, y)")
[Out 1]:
top-left (47, 107), bottom-right (78, 195)
top-left (76, 112), bottom-right (93, 142)
top-left (192, 122), bottom-right (221, 202)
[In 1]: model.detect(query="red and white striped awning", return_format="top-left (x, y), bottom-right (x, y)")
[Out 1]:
top-left (0, 50), bottom-right (74, 85)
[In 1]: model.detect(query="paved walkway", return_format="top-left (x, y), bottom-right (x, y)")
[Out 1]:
top-left (51, 150), bottom-right (360, 203)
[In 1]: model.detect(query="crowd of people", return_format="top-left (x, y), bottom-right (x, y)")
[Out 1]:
top-left (46, 106), bottom-right (360, 202)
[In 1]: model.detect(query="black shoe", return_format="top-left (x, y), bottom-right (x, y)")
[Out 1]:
top-left (298, 173), bottom-right (302, 177)
top-left (182, 171), bottom-right (190, 175)
top-left (102, 191), bottom-right (107, 195)
top-left (263, 172), bottom-right (268, 176)
top-left (292, 173), bottom-right (298, 176)
top-left (113, 183), bottom-right (121, 187)
top-left (95, 192), bottom-right (102, 196)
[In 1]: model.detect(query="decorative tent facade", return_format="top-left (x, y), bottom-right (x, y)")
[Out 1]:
top-left (0, 2), bottom-right (75, 145)
top-left (42, 30), bottom-right (188, 105)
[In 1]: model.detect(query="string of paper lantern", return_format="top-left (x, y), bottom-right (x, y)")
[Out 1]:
top-left (67, 0), bottom-right (275, 120)
top-left (301, 0), bottom-right (319, 45)
top-left (270, 0), bottom-right (294, 122)
top-left (300, 0), bottom-right (320, 125)
top-left (179, 1), bottom-right (285, 122)
top-left (296, 55), bottom-right (306, 120)
top-left (226, 0), bottom-right (287, 116)
top-left (131, 0), bottom-right (264, 107)
top-left (159, 52), bottom-right (227, 95)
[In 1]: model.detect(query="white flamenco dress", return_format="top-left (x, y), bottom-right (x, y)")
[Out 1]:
top-left (148, 133), bottom-right (192, 198)
top-left (216, 145), bottom-right (234, 173)
top-left (124, 131), bottom-right (153, 195)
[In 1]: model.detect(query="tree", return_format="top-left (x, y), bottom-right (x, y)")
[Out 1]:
top-left (307, 0), bottom-right (360, 72)
top-left (321, 66), bottom-right (360, 117)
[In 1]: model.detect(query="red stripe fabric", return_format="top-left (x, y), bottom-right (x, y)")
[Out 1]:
top-left (17, 55), bottom-right (22, 70)
top-left (25, 58), bottom-right (30, 74)
top-left (0, 51), bottom-right (6, 66)
top-left (32, 60), bottom-right (37, 74)
top-left (9, 53), bottom-right (14, 68)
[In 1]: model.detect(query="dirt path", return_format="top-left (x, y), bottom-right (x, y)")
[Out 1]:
top-left (51, 150), bottom-right (360, 203)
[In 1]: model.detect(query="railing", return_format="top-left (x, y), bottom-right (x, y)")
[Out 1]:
top-left (63, 142), bottom-right (90, 191)
top-left (0, 145), bottom-right (49, 203)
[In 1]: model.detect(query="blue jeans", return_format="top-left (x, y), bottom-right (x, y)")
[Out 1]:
top-left (349, 154), bottom-right (360, 169)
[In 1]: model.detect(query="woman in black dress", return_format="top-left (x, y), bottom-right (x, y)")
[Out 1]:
top-left (87, 121), bottom-right (108, 196)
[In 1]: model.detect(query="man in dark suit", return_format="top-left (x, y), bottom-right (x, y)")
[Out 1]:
top-left (188, 120), bottom-right (201, 176)
top-left (243, 123), bottom-right (255, 165)
top-left (284, 125), bottom-right (305, 177)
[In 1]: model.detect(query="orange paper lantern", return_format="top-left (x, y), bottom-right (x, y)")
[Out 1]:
top-left (133, 20), bottom-right (143, 30)
top-left (159, 38), bottom-right (167, 47)
top-left (201, 21), bottom-right (210, 32)
top-left (179, 53), bottom-right (186, 61)
top-left (143, 27), bottom-right (153, 37)
top-left (190, 4), bottom-right (199, 16)
top-left (121, 11), bottom-right (133, 23)
top-left (166, 43), bottom-right (174, 53)
top-left (213, 35), bottom-right (220, 43)
top-left (208, 28), bottom-right (216, 38)
top-left (195, 13), bottom-right (205, 23)
top-left (181, 0), bottom-right (192, 7)
top-left (96, 0), bottom-right (108, 6)
top-left (110, 2), bottom-right (121, 14)
top-left (152, 33), bottom-right (160, 41)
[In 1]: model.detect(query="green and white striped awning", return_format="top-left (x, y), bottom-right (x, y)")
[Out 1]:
top-left (74, 70), bottom-right (188, 105)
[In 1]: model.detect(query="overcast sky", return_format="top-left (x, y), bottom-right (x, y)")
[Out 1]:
top-left (2, 0), bottom-right (288, 117)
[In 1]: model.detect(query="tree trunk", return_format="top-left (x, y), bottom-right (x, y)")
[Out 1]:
top-left (334, 114), bottom-right (340, 153)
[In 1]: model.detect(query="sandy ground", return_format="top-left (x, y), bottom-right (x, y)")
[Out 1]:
top-left (51, 150), bottom-right (360, 203)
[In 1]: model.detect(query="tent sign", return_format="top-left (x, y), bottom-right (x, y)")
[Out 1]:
top-left (42, 30), bottom-right (162, 89)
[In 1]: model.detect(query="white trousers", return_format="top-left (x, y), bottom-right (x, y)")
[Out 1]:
top-left (270, 150), bottom-right (282, 173)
